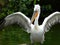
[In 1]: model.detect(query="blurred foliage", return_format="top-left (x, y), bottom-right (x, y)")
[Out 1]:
top-left (0, 0), bottom-right (52, 19)
top-left (0, 0), bottom-right (60, 45)
top-left (41, 4), bottom-right (52, 17)
top-left (0, 24), bottom-right (30, 45)
top-left (0, 0), bottom-right (33, 19)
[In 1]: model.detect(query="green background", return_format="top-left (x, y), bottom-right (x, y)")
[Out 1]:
top-left (0, 0), bottom-right (60, 45)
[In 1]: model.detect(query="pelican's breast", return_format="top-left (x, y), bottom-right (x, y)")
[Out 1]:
top-left (30, 25), bottom-right (44, 42)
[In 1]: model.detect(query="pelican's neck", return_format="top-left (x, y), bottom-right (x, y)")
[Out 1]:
top-left (34, 11), bottom-right (40, 26)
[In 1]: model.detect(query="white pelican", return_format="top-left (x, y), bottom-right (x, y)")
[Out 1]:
top-left (0, 4), bottom-right (60, 45)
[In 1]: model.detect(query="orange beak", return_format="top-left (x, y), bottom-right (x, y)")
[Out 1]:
top-left (31, 11), bottom-right (38, 23)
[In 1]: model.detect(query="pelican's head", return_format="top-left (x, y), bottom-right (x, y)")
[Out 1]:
top-left (31, 4), bottom-right (40, 23)
top-left (34, 4), bottom-right (40, 13)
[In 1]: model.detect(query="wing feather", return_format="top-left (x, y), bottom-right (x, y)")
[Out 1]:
top-left (1, 12), bottom-right (31, 33)
top-left (42, 11), bottom-right (60, 32)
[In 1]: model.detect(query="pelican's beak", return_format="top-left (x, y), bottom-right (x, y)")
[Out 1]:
top-left (31, 11), bottom-right (38, 23)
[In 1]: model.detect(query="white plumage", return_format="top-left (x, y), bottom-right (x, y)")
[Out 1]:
top-left (4, 12), bottom-right (31, 32)
top-left (0, 4), bottom-right (60, 44)
top-left (42, 12), bottom-right (60, 32)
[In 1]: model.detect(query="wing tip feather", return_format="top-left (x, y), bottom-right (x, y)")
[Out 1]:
top-left (0, 19), bottom-right (5, 30)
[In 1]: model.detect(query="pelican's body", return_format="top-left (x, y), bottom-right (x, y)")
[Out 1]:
top-left (30, 5), bottom-right (45, 44)
top-left (0, 4), bottom-right (60, 45)
top-left (30, 25), bottom-right (44, 43)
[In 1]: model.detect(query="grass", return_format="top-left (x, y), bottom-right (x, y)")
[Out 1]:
top-left (0, 24), bottom-right (60, 45)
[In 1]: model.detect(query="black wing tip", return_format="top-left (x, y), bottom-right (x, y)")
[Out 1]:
top-left (0, 19), bottom-right (5, 30)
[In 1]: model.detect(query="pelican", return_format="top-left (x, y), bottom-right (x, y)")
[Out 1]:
top-left (0, 4), bottom-right (60, 45)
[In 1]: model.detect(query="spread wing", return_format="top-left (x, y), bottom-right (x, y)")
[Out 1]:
top-left (0, 12), bottom-right (31, 33)
top-left (42, 11), bottom-right (60, 32)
